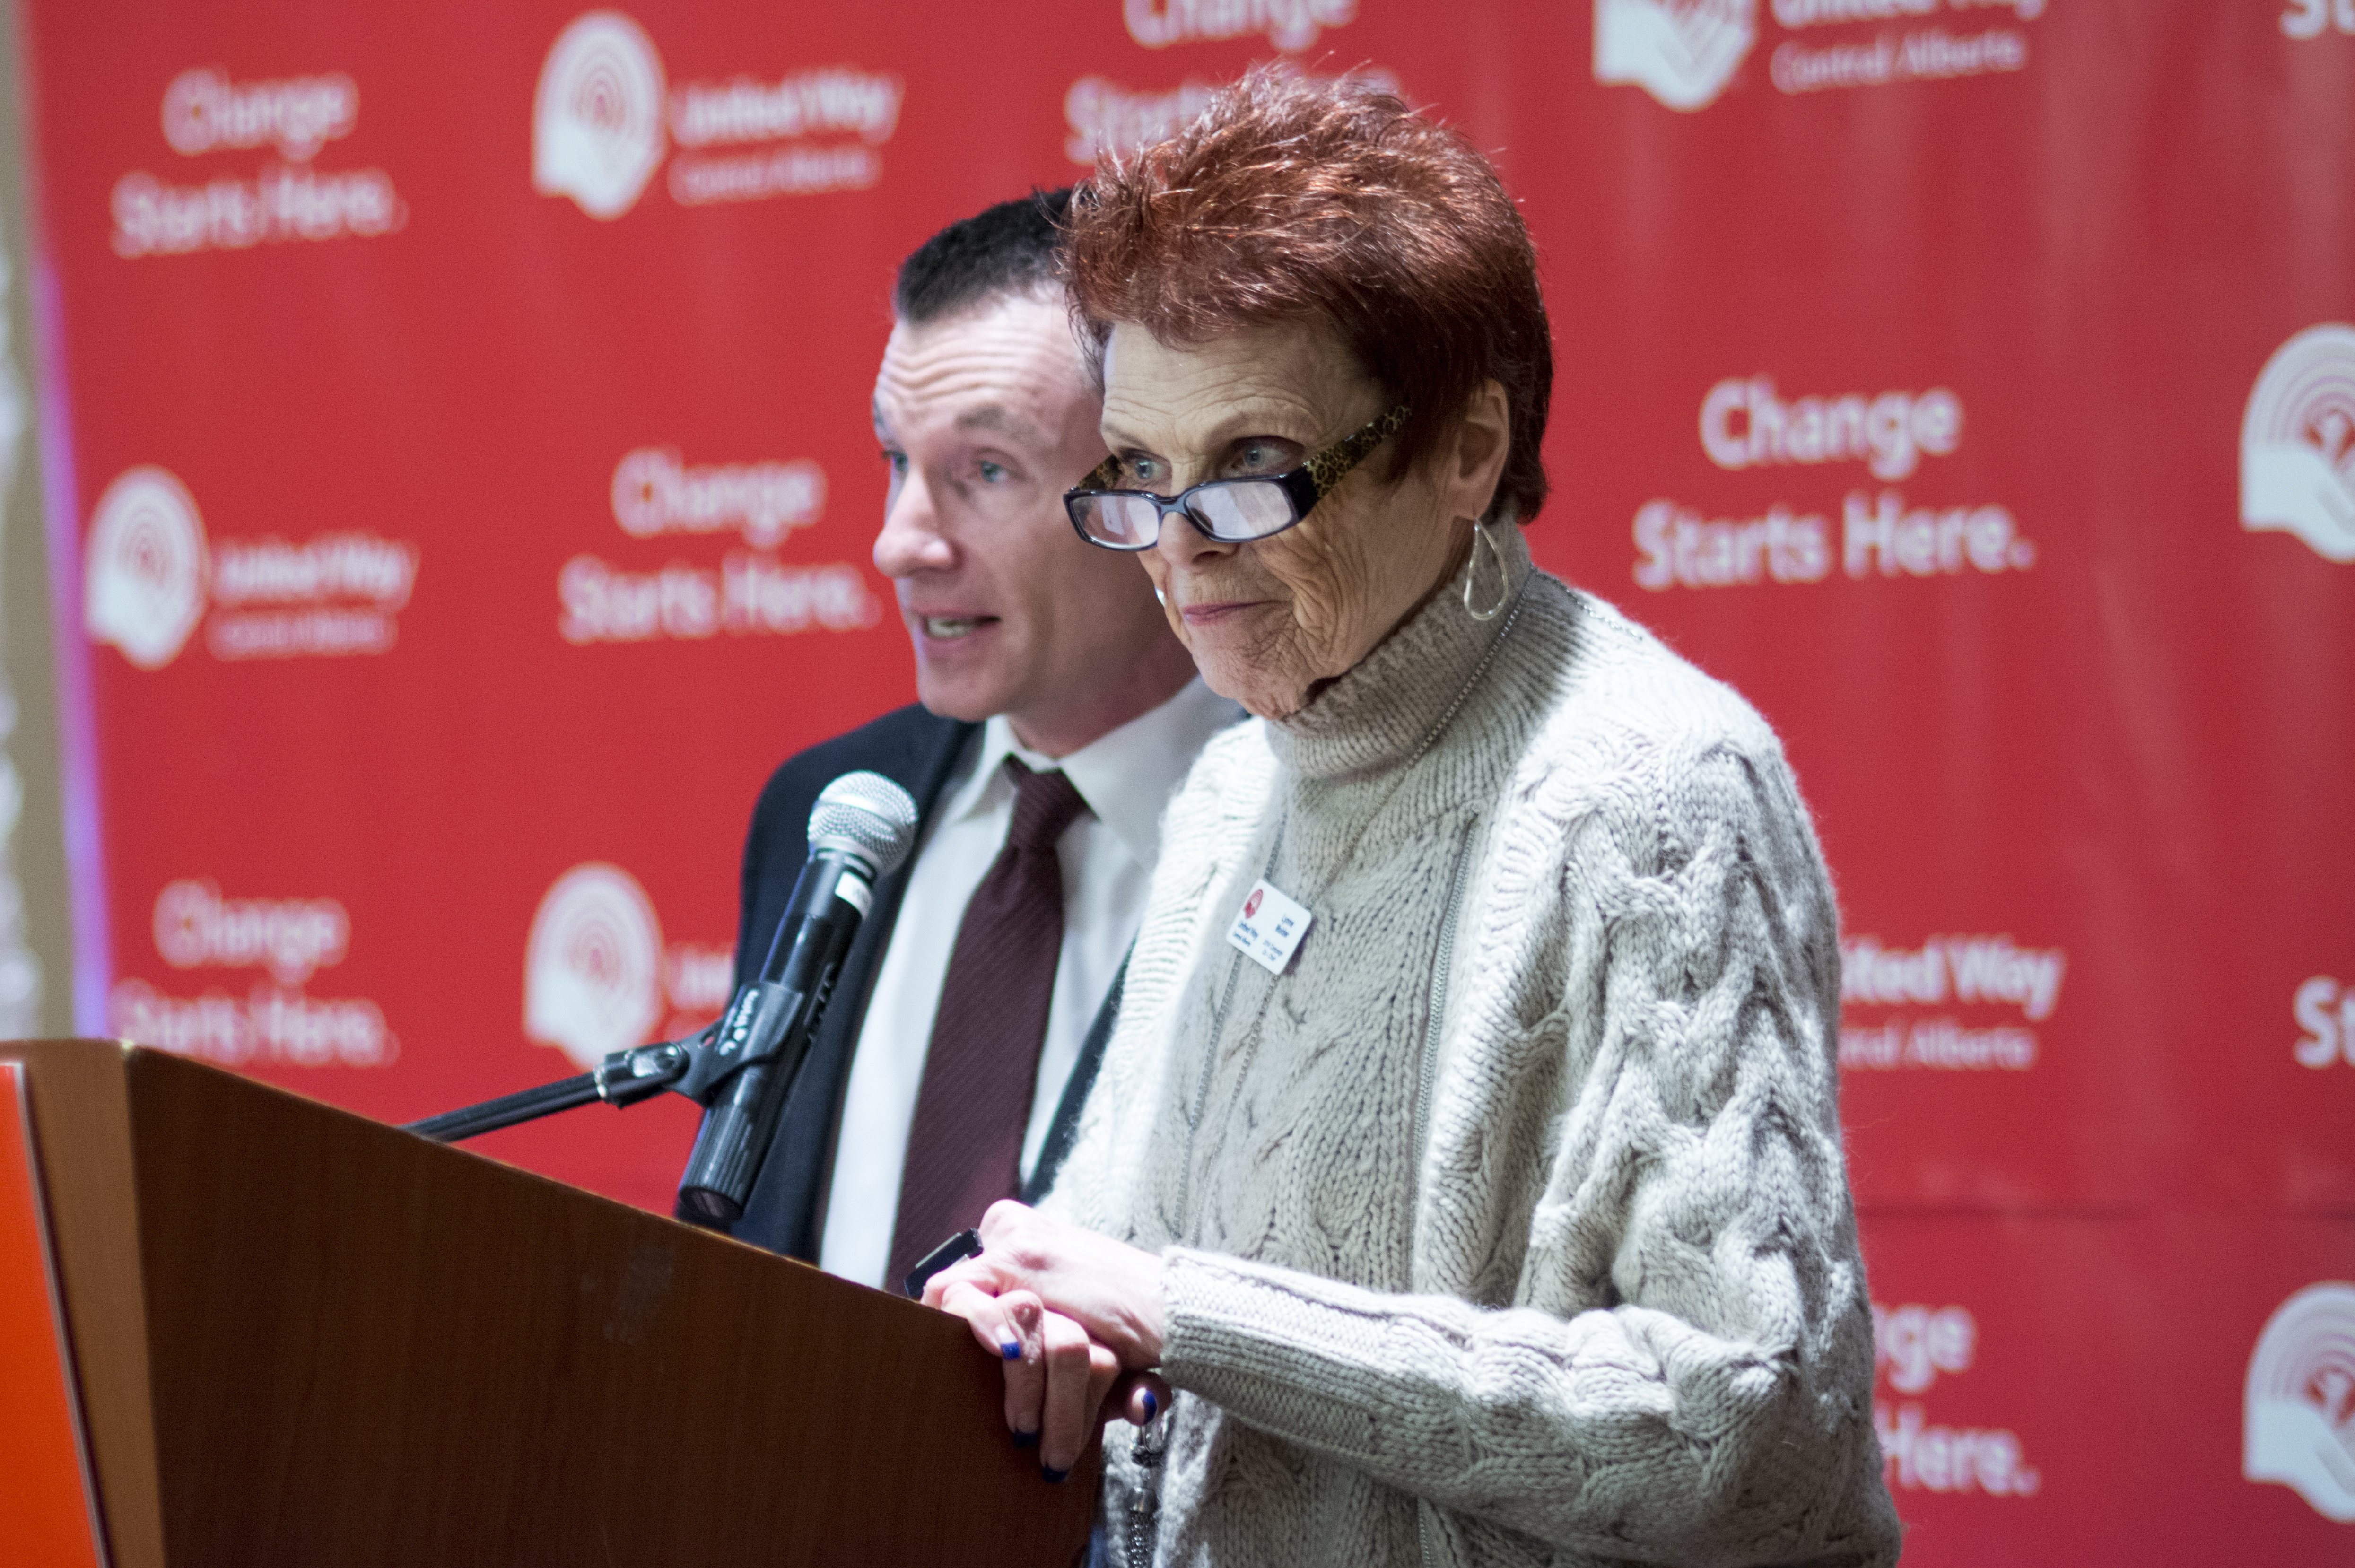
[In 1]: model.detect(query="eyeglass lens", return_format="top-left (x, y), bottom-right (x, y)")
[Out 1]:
top-left (1076, 479), bottom-right (1297, 548)
top-left (1190, 482), bottom-right (1295, 538)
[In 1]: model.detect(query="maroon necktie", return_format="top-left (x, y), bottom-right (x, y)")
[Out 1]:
top-left (887, 758), bottom-right (1090, 1289)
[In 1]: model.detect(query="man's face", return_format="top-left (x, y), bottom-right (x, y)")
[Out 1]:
top-left (873, 293), bottom-right (1180, 753)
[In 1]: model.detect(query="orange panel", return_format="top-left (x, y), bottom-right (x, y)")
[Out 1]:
top-left (0, 1061), bottom-right (106, 1568)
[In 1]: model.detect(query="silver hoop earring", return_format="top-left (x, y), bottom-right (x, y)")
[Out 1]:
top-left (1464, 521), bottom-right (1508, 621)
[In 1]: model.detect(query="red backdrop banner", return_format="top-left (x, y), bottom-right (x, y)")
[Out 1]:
top-left (19, 1), bottom-right (2354, 1556)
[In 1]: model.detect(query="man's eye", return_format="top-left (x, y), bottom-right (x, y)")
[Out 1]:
top-left (978, 460), bottom-right (1009, 484)
top-left (1125, 456), bottom-right (1160, 486)
top-left (881, 449), bottom-right (908, 477)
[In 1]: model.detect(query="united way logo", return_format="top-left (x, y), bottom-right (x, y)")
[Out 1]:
top-left (2245, 1281), bottom-right (2355, 1521)
top-left (533, 11), bottom-right (668, 220)
top-left (523, 862), bottom-right (663, 1068)
top-left (2243, 323), bottom-right (2355, 564)
top-left (1593, 0), bottom-right (1756, 112)
top-left (86, 466), bottom-right (208, 670)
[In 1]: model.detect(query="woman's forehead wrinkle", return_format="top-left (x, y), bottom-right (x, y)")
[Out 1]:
top-left (1106, 367), bottom-right (1329, 450)
top-left (1102, 324), bottom-right (1375, 463)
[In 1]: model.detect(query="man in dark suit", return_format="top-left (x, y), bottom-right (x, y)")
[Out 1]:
top-left (724, 192), bottom-right (1231, 1287)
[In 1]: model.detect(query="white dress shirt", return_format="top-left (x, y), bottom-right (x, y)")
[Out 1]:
top-left (816, 677), bottom-right (1240, 1289)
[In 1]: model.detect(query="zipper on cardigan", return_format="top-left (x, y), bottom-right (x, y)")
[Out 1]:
top-left (1413, 818), bottom-right (1477, 1223)
top-left (1126, 1407), bottom-right (1169, 1568)
top-left (1154, 823), bottom-right (1286, 1568)
top-left (1176, 821), bottom-right (1284, 1236)
top-left (1413, 819), bottom-right (1475, 1568)
top-left (1175, 945), bottom-right (1245, 1237)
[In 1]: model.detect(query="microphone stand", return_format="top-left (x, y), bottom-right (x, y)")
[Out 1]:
top-left (401, 993), bottom-right (808, 1151)
top-left (402, 1003), bottom-right (809, 1226)
top-left (404, 768), bottom-right (917, 1224)
top-left (402, 1037), bottom-right (700, 1143)
top-left (403, 855), bottom-right (862, 1225)
top-left (402, 848), bottom-right (864, 1225)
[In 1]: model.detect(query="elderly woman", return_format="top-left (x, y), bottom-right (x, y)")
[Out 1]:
top-left (926, 72), bottom-right (1900, 1568)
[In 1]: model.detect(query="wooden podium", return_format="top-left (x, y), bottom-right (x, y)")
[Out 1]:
top-left (0, 1040), bottom-right (1094, 1567)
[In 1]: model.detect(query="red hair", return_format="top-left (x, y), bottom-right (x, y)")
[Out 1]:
top-left (1064, 69), bottom-right (1553, 523)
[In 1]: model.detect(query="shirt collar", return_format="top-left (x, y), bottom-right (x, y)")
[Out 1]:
top-left (942, 678), bottom-right (1242, 863)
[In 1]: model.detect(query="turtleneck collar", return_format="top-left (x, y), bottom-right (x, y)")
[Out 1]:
top-left (1266, 521), bottom-right (1534, 783)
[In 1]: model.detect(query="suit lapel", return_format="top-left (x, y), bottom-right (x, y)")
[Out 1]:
top-left (727, 710), bottom-right (976, 1260)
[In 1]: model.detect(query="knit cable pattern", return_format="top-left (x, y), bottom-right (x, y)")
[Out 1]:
top-left (1043, 526), bottom-right (1900, 1568)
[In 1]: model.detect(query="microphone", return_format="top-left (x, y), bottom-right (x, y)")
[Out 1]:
top-left (673, 770), bottom-right (919, 1225)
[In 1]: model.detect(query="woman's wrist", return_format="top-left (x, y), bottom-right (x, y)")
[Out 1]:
top-left (1118, 1246), bottom-right (1170, 1367)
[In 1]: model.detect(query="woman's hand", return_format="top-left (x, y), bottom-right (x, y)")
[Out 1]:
top-left (922, 1200), bottom-right (1172, 1475)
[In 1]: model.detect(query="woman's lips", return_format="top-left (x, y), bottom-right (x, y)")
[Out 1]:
top-left (1178, 600), bottom-right (1264, 627)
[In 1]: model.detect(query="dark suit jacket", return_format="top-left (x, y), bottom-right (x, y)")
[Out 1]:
top-left (723, 704), bottom-right (1123, 1265)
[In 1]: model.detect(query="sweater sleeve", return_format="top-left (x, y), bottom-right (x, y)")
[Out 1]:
top-left (1156, 740), bottom-right (1890, 1565)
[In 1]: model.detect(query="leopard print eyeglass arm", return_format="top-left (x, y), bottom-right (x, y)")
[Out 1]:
top-left (1073, 404), bottom-right (1408, 499)
top-left (1303, 404), bottom-right (1411, 497)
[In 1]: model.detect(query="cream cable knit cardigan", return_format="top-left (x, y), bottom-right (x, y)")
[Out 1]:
top-left (1040, 525), bottom-right (1900, 1568)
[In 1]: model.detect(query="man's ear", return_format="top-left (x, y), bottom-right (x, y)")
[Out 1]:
top-left (1444, 379), bottom-right (1513, 524)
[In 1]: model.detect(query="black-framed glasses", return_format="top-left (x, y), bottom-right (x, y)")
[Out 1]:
top-left (1064, 405), bottom-right (1410, 552)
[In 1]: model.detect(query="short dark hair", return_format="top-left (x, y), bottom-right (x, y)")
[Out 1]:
top-left (1065, 71), bottom-right (1552, 525)
top-left (893, 189), bottom-right (1074, 326)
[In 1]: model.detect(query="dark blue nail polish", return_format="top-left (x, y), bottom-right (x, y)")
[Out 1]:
top-left (1012, 1428), bottom-right (1038, 1449)
top-left (1042, 1466), bottom-right (1069, 1484)
top-left (999, 1340), bottom-right (1022, 1360)
top-left (1141, 1389), bottom-right (1159, 1420)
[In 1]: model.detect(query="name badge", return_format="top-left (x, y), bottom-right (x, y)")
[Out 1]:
top-left (1228, 879), bottom-right (1312, 975)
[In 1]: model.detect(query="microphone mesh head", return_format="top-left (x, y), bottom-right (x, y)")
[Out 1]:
top-left (807, 771), bottom-right (920, 878)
